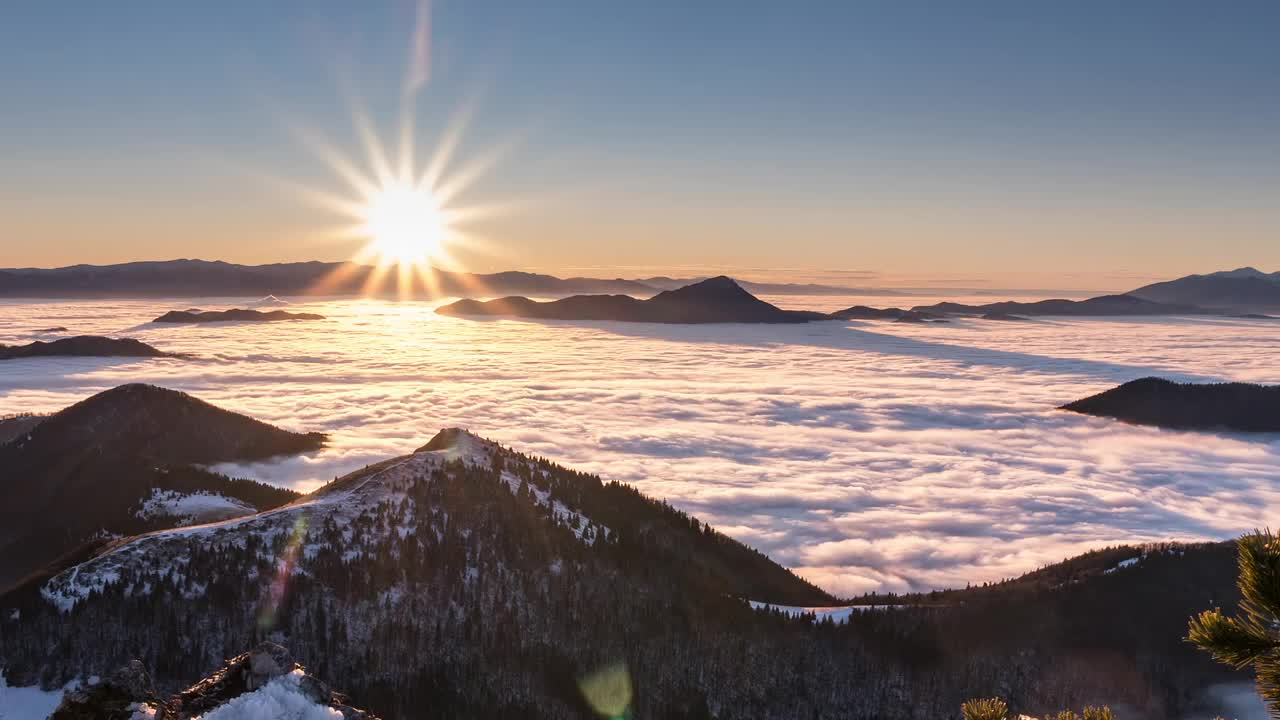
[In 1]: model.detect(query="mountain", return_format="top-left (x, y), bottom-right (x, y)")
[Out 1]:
top-left (1060, 377), bottom-right (1280, 432)
top-left (0, 384), bottom-right (322, 588)
top-left (831, 305), bottom-right (945, 322)
top-left (50, 642), bottom-right (378, 719)
top-left (1129, 267), bottom-right (1280, 311)
top-left (911, 294), bottom-right (1206, 317)
top-left (0, 259), bottom-right (657, 299)
top-left (437, 276), bottom-right (831, 324)
top-left (0, 336), bottom-right (171, 360)
top-left (639, 276), bottom-right (903, 296)
top-left (0, 259), bottom-right (904, 300)
top-left (152, 309), bottom-right (325, 324)
top-left (0, 428), bottom-right (1252, 719)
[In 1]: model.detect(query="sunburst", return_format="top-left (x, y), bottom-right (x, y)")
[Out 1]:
top-left (275, 1), bottom-right (508, 299)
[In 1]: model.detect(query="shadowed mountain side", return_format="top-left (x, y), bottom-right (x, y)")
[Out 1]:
top-left (1061, 377), bottom-right (1280, 433)
top-left (1129, 267), bottom-right (1280, 311)
top-left (911, 294), bottom-right (1208, 317)
top-left (438, 276), bottom-right (831, 324)
top-left (0, 384), bottom-right (318, 587)
top-left (0, 336), bottom-right (172, 360)
top-left (153, 308), bottom-right (325, 323)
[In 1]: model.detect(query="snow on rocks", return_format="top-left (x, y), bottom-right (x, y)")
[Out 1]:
top-left (192, 670), bottom-right (341, 720)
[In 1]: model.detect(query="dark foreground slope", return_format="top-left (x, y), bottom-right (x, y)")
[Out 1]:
top-left (0, 430), bottom-right (1249, 720)
top-left (0, 384), bottom-right (320, 587)
top-left (0, 336), bottom-right (171, 360)
top-left (438, 276), bottom-right (829, 324)
top-left (1061, 377), bottom-right (1280, 432)
top-left (153, 308), bottom-right (325, 323)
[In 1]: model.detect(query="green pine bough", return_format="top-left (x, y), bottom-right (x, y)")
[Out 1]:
top-left (1187, 528), bottom-right (1280, 718)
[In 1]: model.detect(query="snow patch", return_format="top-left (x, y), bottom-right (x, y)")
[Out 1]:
top-left (1104, 556), bottom-right (1142, 574)
top-left (136, 489), bottom-right (256, 527)
top-left (747, 600), bottom-right (906, 624)
top-left (0, 672), bottom-right (78, 720)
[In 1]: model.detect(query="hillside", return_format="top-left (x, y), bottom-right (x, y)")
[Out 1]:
top-left (1129, 267), bottom-right (1280, 311)
top-left (831, 305), bottom-right (945, 322)
top-left (438, 276), bottom-right (830, 324)
top-left (0, 429), bottom-right (1251, 719)
top-left (1060, 377), bottom-right (1280, 432)
top-left (0, 336), bottom-right (171, 360)
top-left (0, 384), bottom-right (319, 587)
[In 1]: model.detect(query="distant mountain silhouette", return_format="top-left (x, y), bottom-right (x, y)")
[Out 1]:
top-left (0, 259), bottom-right (899, 299)
top-left (0, 259), bottom-right (659, 299)
top-left (0, 335), bottom-right (170, 360)
top-left (152, 308), bottom-right (325, 323)
top-left (831, 305), bottom-right (944, 322)
top-left (640, 276), bottom-right (903, 296)
top-left (1061, 377), bottom-right (1280, 432)
top-left (912, 294), bottom-right (1206, 317)
top-left (437, 276), bottom-right (831, 324)
top-left (980, 312), bottom-right (1031, 321)
top-left (0, 384), bottom-right (320, 587)
top-left (1128, 267), bottom-right (1280, 311)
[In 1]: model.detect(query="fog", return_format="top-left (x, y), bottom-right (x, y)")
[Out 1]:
top-left (2, 296), bottom-right (1278, 596)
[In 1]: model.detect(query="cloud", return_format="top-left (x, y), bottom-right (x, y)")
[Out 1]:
top-left (2, 299), bottom-right (1278, 596)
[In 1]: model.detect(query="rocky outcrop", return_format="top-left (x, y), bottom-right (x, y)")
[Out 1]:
top-left (52, 643), bottom-right (379, 719)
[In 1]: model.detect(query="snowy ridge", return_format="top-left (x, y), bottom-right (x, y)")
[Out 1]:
top-left (40, 430), bottom-right (610, 612)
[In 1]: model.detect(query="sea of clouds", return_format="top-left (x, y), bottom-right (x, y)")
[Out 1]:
top-left (2, 295), bottom-right (1278, 597)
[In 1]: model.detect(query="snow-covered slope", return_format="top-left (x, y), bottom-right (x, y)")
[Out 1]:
top-left (0, 672), bottom-right (75, 720)
top-left (41, 429), bottom-right (611, 612)
top-left (135, 489), bottom-right (256, 526)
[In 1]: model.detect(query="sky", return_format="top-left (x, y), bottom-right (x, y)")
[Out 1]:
top-left (2, 1), bottom-right (1278, 289)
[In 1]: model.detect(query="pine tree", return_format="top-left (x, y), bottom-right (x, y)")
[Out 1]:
top-left (1187, 528), bottom-right (1280, 717)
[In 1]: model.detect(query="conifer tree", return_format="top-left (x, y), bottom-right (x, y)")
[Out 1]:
top-left (1187, 529), bottom-right (1280, 717)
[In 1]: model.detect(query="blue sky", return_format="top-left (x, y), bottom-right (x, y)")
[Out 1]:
top-left (2, 1), bottom-right (1278, 287)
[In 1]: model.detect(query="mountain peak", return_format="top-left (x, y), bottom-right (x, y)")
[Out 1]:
top-left (17, 383), bottom-right (326, 468)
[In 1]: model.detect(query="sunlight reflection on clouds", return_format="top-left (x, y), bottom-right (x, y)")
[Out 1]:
top-left (1, 296), bottom-right (1278, 596)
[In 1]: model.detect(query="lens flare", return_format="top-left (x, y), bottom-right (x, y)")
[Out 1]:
top-left (578, 663), bottom-right (633, 719)
top-left (257, 514), bottom-right (310, 632)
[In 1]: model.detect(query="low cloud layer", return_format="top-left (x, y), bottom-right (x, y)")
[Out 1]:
top-left (2, 298), bottom-right (1278, 596)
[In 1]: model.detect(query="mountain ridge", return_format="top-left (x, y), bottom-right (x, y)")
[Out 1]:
top-left (438, 276), bottom-right (831, 324)
top-left (0, 427), bottom-right (1250, 719)
top-left (0, 384), bottom-right (319, 588)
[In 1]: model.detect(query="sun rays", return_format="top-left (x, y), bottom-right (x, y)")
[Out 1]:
top-left (273, 1), bottom-right (509, 300)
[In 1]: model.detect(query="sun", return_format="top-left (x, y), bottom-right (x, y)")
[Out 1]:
top-left (360, 181), bottom-right (445, 264)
